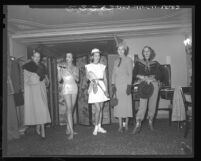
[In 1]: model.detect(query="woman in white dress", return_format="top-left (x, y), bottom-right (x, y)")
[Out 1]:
top-left (85, 48), bottom-right (110, 135)
top-left (23, 50), bottom-right (51, 138)
top-left (57, 53), bottom-right (79, 140)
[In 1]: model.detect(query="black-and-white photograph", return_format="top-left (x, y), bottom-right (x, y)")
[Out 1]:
top-left (3, 5), bottom-right (193, 157)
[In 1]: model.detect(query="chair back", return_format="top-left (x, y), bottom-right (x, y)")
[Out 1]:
top-left (180, 86), bottom-right (192, 138)
top-left (160, 64), bottom-right (171, 89)
top-left (180, 87), bottom-right (192, 106)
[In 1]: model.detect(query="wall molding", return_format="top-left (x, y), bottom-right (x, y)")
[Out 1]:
top-left (11, 22), bottom-right (191, 45)
top-left (8, 8), bottom-right (188, 31)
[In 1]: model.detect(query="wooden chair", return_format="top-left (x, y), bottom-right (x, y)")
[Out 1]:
top-left (130, 84), bottom-right (140, 125)
top-left (155, 64), bottom-right (174, 126)
top-left (180, 86), bottom-right (192, 138)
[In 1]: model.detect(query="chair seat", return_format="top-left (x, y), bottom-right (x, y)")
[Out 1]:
top-left (155, 87), bottom-right (174, 126)
top-left (160, 88), bottom-right (174, 100)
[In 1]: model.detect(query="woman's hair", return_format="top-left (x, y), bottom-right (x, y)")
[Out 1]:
top-left (141, 46), bottom-right (156, 61)
top-left (32, 49), bottom-right (43, 61)
top-left (117, 43), bottom-right (129, 56)
top-left (90, 51), bottom-right (101, 63)
top-left (64, 52), bottom-right (76, 65)
top-left (32, 49), bottom-right (40, 56)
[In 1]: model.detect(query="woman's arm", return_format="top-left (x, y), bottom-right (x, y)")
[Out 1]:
top-left (73, 67), bottom-right (79, 82)
top-left (44, 75), bottom-right (50, 87)
top-left (57, 66), bottom-right (62, 83)
top-left (111, 60), bottom-right (117, 85)
top-left (127, 58), bottom-right (134, 84)
top-left (103, 68), bottom-right (108, 92)
top-left (132, 61), bottom-right (139, 83)
top-left (85, 66), bottom-right (90, 81)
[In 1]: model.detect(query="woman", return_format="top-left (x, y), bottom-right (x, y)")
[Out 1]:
top-left (57, 52), bottom-right (79, 140)
top-left (85, 48), bottom-right (109, 135)
top-left (23, 50), bottom-right (51, 138)
top-left (132, 46), bottom-right (161, 134)
top-left (111, 43), bottom-right (133, 133)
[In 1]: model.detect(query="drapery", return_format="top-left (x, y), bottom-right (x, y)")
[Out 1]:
top-left (7, 58), bottom-right (20, 140)
top-left (76, 56), bottom-right (90, 125)
top-left (47, 57), bottom-right (59, 126)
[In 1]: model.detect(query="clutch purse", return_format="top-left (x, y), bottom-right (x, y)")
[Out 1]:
top-left (93, 82), bottom-right (98, 94)
top-left (110, 91), bottom-right (118, 107)
top-left (126, 84), bottom-right (132, 95)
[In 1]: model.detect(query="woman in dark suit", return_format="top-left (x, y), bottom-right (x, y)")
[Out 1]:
top-left (132, 46), bottom-right (162, 134)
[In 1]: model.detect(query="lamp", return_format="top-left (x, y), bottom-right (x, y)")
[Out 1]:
top-left (184, 34), bottom-right (192, 55)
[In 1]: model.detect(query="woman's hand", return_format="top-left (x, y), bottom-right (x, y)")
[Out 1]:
top-left (44, 75), bottom-right (50, 87)
top-left (137, 75), bottom-right (145, 80)
top-left (111, 84), bottom-right (117, 94)
top-left (104, 90), bottom-right (110, 98)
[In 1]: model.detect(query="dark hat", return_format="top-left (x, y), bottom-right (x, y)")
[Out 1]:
top-left (138, 81), bottom-right (154, 99)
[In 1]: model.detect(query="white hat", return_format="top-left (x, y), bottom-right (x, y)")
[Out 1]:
top-left (91, 48), bottom-right (100, 54)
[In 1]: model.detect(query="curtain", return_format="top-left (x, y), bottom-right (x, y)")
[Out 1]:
top-left (47, 57), bottom-right (59, 126)
top-left (7, 59), bottom-right (20, 140)
top-left (76, 56), bottom-right (90, 125)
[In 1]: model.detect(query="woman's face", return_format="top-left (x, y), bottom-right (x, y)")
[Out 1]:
top-left (117, 46), bottom-right (125, 57)
top-left (143, 47), bottom-right (151, 60)
top-left (66, 53), bottom-right (73, 64)
top-left (32, 52), bottom-right (40, 64)
top-left (93, 52), bottom-right (101, 64)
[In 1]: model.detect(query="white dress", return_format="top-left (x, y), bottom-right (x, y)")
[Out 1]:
top-left (85, 63), bottom-right (110, 103)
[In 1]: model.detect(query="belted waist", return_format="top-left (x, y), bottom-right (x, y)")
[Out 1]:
top-left (143, 75), bottom-right (155, 78)
top-left (93, 78), bottom-right (104, 81)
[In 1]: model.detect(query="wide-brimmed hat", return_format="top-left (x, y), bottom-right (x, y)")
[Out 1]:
top-left (138, 81), bottom-right (154, 99)
top-left (91, 48), bottom-right (101, 54)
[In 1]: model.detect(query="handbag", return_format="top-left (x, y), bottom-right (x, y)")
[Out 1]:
top-left (110, 90), bottom-right (118, 107)
top-left (92, 81), bottom-right (98, 94)
top-left (126, 84), bottom-right (132, 95)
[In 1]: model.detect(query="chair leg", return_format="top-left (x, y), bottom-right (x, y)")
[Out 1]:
top-left (155, 90), bottom-right (161, 124)
top-left (184, 119), bottom-right (189, 138)
top-left (169, 109), bottom-right (172, 126)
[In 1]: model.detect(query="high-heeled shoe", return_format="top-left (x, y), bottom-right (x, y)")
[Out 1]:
top-left (125, 126), bottom-right (129, 132)
top-left (41, 131), bottom-right (46, 139)
top-left (36, 126), bottom-right (41, 136)
top-left (66, 129), bottom-right (78, 135)
top-left (118, 127), bottom-right (123, 133)
top-left (40, 126), bottom-right (46, 139)
top-left (67, 132), bottom-right (74, 140)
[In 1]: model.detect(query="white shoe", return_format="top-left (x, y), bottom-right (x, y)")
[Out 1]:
top-left (93, 126), bottom-right (98, 135)
top-left (98, 127), bottom-right (107, 133)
